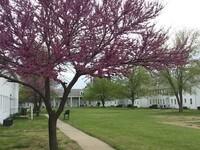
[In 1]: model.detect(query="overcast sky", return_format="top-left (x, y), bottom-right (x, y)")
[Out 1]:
top-left (73, 0), bottom-right (200, 89)
top-left (157, 0), bottom-right (200, 30)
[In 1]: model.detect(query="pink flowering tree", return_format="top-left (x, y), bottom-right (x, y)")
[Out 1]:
top-left (0, 0), bottom-right (188, 149)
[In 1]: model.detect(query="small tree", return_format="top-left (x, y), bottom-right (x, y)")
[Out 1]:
top-left (159, 30), bottom-right (200, 112)
top-left (115, 67), bottom-right (151, 107)
top-left (84, 78), bottom-right (118, 107)
top-left (19, 76), bottom-right (57, 116)
top-left (19, 85), bottom-right (31, 104)
top-left (0, 0), bottom-right (189, 149)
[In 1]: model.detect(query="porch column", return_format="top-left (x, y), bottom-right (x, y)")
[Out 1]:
top-left (78, 97), bottom-right (80, 107)
top-left (70, 97), bottom-right (73, 107)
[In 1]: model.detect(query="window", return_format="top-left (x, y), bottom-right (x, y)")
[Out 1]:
top-left (150, 100), bottom-right (152, 104)
top-left (174, 99), bottom-right (176, 104)
top-left (184, 99), bottom-right (186, 103)
top-left (190, 99), bottom-right (192, 104)
top-left (73, 97), bottom-right (79, 100)
top-left (171, 99), bottom-right (173, 104)
top-left (80, 91), bottom-right (84, 95)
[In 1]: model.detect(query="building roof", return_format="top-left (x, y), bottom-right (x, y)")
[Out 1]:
top-left (55, 88), bottom-right (84, 97)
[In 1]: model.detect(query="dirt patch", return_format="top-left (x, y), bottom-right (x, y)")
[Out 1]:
top-left (156, 116), bottom-right (200, 129)
top-left (160, 121), bottom-right (200, 129)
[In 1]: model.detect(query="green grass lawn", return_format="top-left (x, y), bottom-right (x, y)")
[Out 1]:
top-left (62, 108), bottom-right (200, 150)
top-left (0, 115), bottom-right (82, 150)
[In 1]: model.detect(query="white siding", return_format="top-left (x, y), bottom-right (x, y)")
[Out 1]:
top-left (138, 87), bottom-right (200, 109)
top-left (0, 78), bottom-right (19, 124)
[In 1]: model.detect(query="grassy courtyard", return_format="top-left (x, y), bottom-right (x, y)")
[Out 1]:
top-left (62, 108), bottom-right (200, 150)
top-left (0, 115), bottom-right (82, 150)
top-left (1, 108), bottom-right (200, 150)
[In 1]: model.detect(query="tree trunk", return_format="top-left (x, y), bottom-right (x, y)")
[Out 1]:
top-left (45, 73), bottom-right (81, 150)
top-left (35, 106), bottom-right (40, 117)
top-left (178, 105), bottom-right (183, 112)
top-left (131, 100), bottom-right (135, 108)
top-left (33, 99), bottom-right (39, 117)
top-left (178, 70), bottom-right (183, 113)
top-left (44, 77), bottom-right (59, 150)
top-left (33, 92), bottom-right (41, 117)
top-left (131, 92), bottom-right (135, 108)
top-left (35, 97), bottom-right (42, 117)
top-left (38, 97), bottom-right (42, 115)
top-left (48, 113), bottom-right (58, 150)
top-left (178, 95), bottom-right (183, 113)
top-left (175, 93), bottom-right (183, 112)
top-left (101, 100), bottom-right (105, 108)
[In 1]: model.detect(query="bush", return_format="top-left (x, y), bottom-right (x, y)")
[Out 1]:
top-left (97, 102), bottom-right (101, 107)
top-left (149, 105), bottom-right (158, 109)
top-left (127, 104), bottom-right (137, 108)
top-left (127, 104), bottom-right (132, 108)
top-left (21, 108), bottom-right (28, 115)
top-left (116, 104), bottom-right (123, 107)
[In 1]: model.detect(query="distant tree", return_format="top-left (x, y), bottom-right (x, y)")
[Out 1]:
top-left (84, 78), bottom-right (118, 107)
top-left (22, 76), bottom-right (45, 116)
top-left (0, 0), bottom-right (189, 149)
top-left (115, 67), bottom-right (151, 107)
top-left (19, 85), bottom-right (30, 104)
top-left (158, 30), bottom-right (200, 112)
top-left (19, 76), bottom-right (57, 116)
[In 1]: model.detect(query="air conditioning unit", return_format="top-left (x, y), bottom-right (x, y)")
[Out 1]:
top-left (3, 117), bottom-right (13, 127)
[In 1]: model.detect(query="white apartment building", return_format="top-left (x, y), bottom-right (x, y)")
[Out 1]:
top-left (0, 78), bottom-right (19, 124)
top-left (52, 86), bottom-right (200, 110)
top-left (53, 88), bottom-right (119, 107)
top-left (134, 87), bottom-right (200, 109)
top-left (53, 89), bottom-right (88, 107)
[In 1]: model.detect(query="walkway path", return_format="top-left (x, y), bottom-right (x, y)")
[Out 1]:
top-left (57, 119), bottom-right (115, 150)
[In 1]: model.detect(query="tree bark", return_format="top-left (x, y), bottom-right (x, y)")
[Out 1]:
top-left (178, 95), bottom-right (183, 112)
top-left (35, 97), bottom-right (42, 117)
top-left (178, 105), bottom-right (183, 112)
top-left (175, 93), bottom-right (183, 112)
top-left (44, 77), bottom-right (59, 150)
top-left (38, 97), bottom-right (42, 114)
top-left (131, 100), bottom-right (135, 108)
top-left (101, 100), bottom-right (105, 108)
top-left (131, 92), bottom-right (135, 108)
top-left (48, 113), bottom-right (58, 150)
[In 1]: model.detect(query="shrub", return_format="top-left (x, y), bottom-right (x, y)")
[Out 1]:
top-left (127, 104), bottom-right (132, 108)
top-left (149, 105), bottom-right (158, 109)
top-left (116, 104), bottom-right (123, 107)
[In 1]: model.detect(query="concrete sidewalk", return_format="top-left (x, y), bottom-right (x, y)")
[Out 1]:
top-left (57, 119), bottom-right (115, 150)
